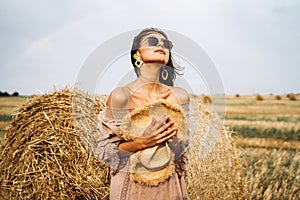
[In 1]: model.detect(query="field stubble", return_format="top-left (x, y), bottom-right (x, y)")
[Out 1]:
top-left (199, 94), bottom-right (300, 199)
top-left (239, 147), bottom-right (299, 199)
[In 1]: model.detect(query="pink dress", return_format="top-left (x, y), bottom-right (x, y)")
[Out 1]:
top-left (97, 104), bottom-right (190, 200)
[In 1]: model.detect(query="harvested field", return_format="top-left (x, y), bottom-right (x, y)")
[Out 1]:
top-left (239, 147), bottom-right (299, 199)
top-left (0, 93), bottom-right (299, 199)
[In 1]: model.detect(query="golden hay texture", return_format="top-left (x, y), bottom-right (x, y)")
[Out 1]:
top-left (185, 98), bottom-right (244, 199)
top-left (0, 89), bottom-right (110, 199)
top-left (0, 89), bottom-right (244, 199)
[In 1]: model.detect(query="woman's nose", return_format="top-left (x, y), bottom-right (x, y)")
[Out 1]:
top-left (157, 40), bottom-right (164, 48)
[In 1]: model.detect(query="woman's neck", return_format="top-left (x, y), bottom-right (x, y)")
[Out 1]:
top-left (138, 63), bottom-right (162, 83)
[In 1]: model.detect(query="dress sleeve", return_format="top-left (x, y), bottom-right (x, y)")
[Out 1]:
top-left (96, 107), bottom-right (128, 175)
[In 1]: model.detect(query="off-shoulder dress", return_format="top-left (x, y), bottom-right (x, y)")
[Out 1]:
top-left (97, 103), bottom-right (190, 200)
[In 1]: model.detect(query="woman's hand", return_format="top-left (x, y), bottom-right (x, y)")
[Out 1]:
top-left (136, 114), bottom-right (178, 150)
top-left (118, 115), bottom-right (178, 157)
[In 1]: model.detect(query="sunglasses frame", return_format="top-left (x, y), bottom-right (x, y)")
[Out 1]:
top-left (141, 36), bottom-right (173, 50)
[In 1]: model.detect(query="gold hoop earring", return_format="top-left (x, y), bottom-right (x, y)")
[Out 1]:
top-left (134, 59), bottom-right (143, 68)
top-left (162, 67), bottom-right (168, 81)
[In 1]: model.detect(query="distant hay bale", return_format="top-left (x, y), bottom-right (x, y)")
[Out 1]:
top-left (235, 93), bottom-right (240, 98)
top-left (256, 94), bottom-right (264, 101)
top-left (0, 89), bottom-right (244, 199)
top-left (275, 95), bottom-right (282, 100)
top-left (288, 93), bottom-right (297, 101)
top-left (0, 88), bottom-right (110, 199)
top-left (203, 95), bottom-right (212, 104)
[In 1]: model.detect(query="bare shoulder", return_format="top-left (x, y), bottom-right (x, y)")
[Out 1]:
top-left (171, 87), bottom-right (190, 104)
top-left (106, 87), bottom-right (130, 108)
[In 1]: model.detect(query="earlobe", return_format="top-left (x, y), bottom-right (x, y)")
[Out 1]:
top-left (133, 51), bottom-right (141, 60)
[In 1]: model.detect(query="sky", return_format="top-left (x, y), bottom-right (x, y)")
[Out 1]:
top-left (1, 0), bottom-right (299, 95)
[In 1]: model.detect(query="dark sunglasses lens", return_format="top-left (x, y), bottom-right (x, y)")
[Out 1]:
top-left (146, 37), bottom-right (173, 50)
top-left (147, 37), bottom-right (159, 46)
top-left (163, 40), bottom-right (173, 50)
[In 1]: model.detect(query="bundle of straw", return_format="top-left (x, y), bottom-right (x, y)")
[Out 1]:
top-left (185, 100), bottom-right (244, 199)
top-left (0, 89), bottom-right (110, 199)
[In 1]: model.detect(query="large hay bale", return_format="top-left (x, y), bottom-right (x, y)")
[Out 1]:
top-left (0, 89), bottom-right (244, 199)
top-left (0, 89), bottom-right (110, 199)
top-left (185, 97), bottom-right (244, 199)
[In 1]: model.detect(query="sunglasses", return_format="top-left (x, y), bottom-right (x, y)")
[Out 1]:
top-left (142, 36), bottom-right (173, 50)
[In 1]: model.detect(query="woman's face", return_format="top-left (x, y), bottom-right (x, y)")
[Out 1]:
top-left (136, 32), bottom-right (170, 65)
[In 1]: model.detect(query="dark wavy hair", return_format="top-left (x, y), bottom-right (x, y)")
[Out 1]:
top-left (130, 27), bottom-right (183, 86)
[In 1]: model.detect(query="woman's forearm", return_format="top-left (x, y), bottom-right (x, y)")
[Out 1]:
top-left (118, 139), bottom-right (181, 159)
top-left (118, 139), bottom-right (144, 157)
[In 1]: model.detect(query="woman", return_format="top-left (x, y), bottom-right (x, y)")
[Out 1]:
top-left (97, 27), bottom-right (190, 200)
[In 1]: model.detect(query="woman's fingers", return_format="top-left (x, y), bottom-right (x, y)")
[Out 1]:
top-left (142, 115), bottom-right (178, 147)
top-left (156, 129), bottom-right (177, 144)
top-left (155, 125), bottom-right (177, 139)
top-left (158, 119), bottom-right (175, 133)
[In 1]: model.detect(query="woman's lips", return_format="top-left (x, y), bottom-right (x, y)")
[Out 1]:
top-left (154, 49), bottom-right (165, 55)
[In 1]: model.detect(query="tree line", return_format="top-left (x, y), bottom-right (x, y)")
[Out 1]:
top-left (0, 91), bottom-right (19, 97)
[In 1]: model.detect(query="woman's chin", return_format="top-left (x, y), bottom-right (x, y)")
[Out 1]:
top-left (146, 59), bottom-right (168, 65)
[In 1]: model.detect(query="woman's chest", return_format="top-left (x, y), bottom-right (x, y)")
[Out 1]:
top-left (128, 89), bottom-right (178, 108)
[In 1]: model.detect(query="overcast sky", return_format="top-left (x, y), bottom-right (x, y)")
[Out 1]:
top-left (1, 0), bottom-right (299, 95)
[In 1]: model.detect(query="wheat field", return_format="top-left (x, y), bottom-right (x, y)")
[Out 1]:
top-left (1, 94), bottom-right (299, 199)
top-left (197, 94), bottom-right (299, 199)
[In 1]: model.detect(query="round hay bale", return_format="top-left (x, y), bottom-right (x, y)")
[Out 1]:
top-left (0, 88), bottom-right (110, 199)
top-left (256, 94), bottom-right (264, 101)
top-left (288, 93), bottom-right (297, 101)
top-left (203, 95), bottom-right (212, 104)
top-left (275, 95), bottom-right (282, 100)
top-left (185, 98), bottom-right (244, 199)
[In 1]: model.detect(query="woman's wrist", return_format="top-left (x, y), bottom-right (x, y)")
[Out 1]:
top-left (134, 138), bottom-right (147, 151)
